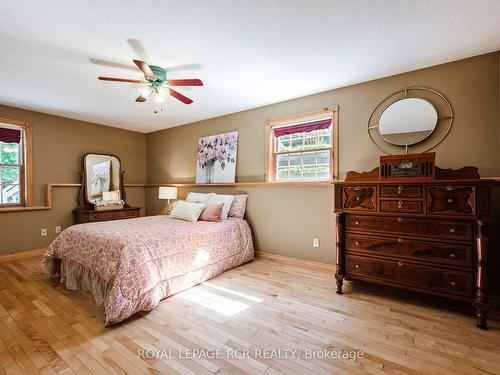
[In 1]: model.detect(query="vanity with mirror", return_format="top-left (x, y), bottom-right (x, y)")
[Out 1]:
top-left (74, 153), bottom-right (140, 224)
top-left (334, 87), bottom-right (496, 329)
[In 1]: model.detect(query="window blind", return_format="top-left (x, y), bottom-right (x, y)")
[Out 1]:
top-left (0, 127), bottom-right (21, 143)
top-left (273, 118), bottom-right (332, 137)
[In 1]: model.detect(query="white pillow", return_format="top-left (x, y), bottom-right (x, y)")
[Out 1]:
top-left (207, 194), bottom-right (234, 220)
top-left (169, 200), bottom-right (206, 222)
top-left (186, 192), bottom-right (212, 203)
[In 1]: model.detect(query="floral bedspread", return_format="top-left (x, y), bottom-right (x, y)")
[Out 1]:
top-left (42, 216), bottom-right (254, 325)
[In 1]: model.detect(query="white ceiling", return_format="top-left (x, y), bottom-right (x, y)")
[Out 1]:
top-left (0, 1), bottom-right (499, 133)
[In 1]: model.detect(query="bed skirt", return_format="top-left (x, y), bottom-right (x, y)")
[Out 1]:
top-left (43, 251), bottom-right (253, 325)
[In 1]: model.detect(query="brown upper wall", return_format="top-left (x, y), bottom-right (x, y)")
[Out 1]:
top-left (147, 52), bottom-right (500, 184)
top-left (0, 105), bottom-right (147, 253)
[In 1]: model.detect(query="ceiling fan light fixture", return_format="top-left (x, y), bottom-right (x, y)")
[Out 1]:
top-left (157, 87), bottom-right (167, 98)
top-left (98, 59), bottom-right (201, 105)
top-left (139, 85), bottom-right (152, 97)
top-left (155, 93), bottom-right (166, 103)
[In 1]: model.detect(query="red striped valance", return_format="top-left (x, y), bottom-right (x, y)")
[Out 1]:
top-left (0, 127), bottom-right (21, 143)
top-left (273, 118), bottom-right (331, 137)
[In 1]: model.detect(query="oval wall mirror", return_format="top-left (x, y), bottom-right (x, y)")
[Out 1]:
top-left (368, 87), bottom-right (453, 155)
top-left (378, 98), bottom-right (438, 146)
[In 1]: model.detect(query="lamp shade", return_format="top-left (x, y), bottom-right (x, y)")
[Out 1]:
top-left (158, 186), bottom-right (178, 200)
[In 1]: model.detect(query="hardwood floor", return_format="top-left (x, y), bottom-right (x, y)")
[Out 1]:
top-left (0, 255), bottom-right (499, 375)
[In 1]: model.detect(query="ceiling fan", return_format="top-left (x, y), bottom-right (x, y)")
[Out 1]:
top-left (98, 59), bottom-right (203, 104)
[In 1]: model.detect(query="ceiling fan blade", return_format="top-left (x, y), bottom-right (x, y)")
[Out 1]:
top-left (169, 89), bottom-right (193, 104)
top-left (133, 59), bottom-right (156, 80)
top-left (166, 63), bottom-right (202, 72)
top-left (127, 39), bottom-right (151, 62)
top-left (167, 79), bottom-right (203, 86)
top-left (90, 58), bottom-right (137, 72)
top-left (135, 94), bottom-right (148, 102)
top-left (98, 77), bottom-right (142, 83)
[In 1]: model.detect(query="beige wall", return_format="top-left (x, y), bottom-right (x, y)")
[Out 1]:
top-left (146, 52), bottom-right (500, 267)
top-left (1, 52), bottom-right (498, 292)
top-left (0, 105), bottom-right (147, 253)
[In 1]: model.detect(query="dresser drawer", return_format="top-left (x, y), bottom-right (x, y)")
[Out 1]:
top-left (380, 185), bottom-right (422, 198)
top-left (88, 209), bottom-right (139, 222)
top-left (345, 234), bottom-right (472, 267)
top-left (345, 215), bottom-right (473, 241)
top-left (345, 255), bottom-right (472, 297)
top-left (342, 186), bottom-right (376, 211)
top-left (380, 200), bottom-right (422, 214)
top-left (427, 186), bottom-right (475, 215)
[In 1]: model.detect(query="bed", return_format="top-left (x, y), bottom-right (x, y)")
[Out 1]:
top-left (42, 215), bottom-right (254, 325)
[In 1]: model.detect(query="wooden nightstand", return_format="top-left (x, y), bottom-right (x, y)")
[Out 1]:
top-left (73, 206), bottom-right (140, 224)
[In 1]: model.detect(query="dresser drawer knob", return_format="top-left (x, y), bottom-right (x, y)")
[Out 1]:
top-left (446, 186), bottom-right (453, 191)
top-left (397, 200), bottom-right (403, 208)
top-left (355, 186), bottom-right (361, 190)
top-left (397, 217), bottom-right (403, 222)
top-left (355, 264), bottom-right (360, 269)
top-left (355, 221), bottom-right (359, 225)
top-left (447, 198), bottom-right (454, 203)
top-left (355, 241), bottom-right (359, 246)
top-left (398, 261), bottom-right (403, 266)
top-left (397, 237), bottom-right (404, 243)
top-left (398, 185), bottom-right (403, 191)
top-left (356, 196), bottom-right (361, 201)
top-left (449, 253), bottom-right (456, 258)
top-left (450, 281), bottom-right (456, 286)
top-left (449, 228), bottom-right (456, 233)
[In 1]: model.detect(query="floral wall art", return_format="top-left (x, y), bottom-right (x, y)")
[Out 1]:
top-left (196, 131), bottom-right (238, 183)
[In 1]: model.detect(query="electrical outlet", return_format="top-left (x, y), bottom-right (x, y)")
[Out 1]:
top-left (313, 238), bottom-right (320, 248)
top-left (55, 226), bottom-right (61, 234)
top-left (41, 228), bottom-right (48, 237)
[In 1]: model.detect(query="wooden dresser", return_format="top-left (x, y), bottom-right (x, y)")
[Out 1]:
top-left (334, 164), bottom-right (495, 329)
top-left (74, 206), bottom-right (140, 224)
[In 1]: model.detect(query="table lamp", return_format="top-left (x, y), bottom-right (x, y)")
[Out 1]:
top-left (158, 186), bottom-right (178, 214)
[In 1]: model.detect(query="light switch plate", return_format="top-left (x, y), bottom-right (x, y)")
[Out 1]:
top-left (313, 238), bottom-right (320, 248)
top-left (41, 229), bottom-right (48, 236)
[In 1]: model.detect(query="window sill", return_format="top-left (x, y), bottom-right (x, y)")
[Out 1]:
top-left (148, 181), bottom-right (336, 188)
top-left (0, 205), bottom-right (50, 213)
top-left (265, 181), bottom-right (333, 187)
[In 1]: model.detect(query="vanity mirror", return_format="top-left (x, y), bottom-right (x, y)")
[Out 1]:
top-left (75, 153), bottom-right (140, 224)
top-left (83, 153), bottom-right (123, 205)
top-left (368, 87), bottom-right (453, 154)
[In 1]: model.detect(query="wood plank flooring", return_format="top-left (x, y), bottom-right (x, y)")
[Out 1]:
top-left (0, 255), bottom-right (499, 374)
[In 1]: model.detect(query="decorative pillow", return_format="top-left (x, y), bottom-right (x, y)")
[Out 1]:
top-left (199, 203), bottom-right (224, 222)
top-left (186, 192), bottom-right (212, 203)
top-left (207, 193), bottom-right (234, 220)
top-left (229, 194), bottom-right (248, 218)
top-left (169, 200), bottom-right (206, 222)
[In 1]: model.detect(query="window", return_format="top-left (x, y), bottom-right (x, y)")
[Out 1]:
top-left (265, 107), bottom-right (338, 183)
top-left (0, 119), bottom-right (32, 207)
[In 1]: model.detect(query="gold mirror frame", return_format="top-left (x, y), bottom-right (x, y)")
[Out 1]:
top-left (368, 87), bottom-right (453, 154)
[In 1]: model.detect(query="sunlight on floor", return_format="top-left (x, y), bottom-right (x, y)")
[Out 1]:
top-left (203, 282), bottom-right (264, 303)
top-left (178, 288), bottom-right (249, 317)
